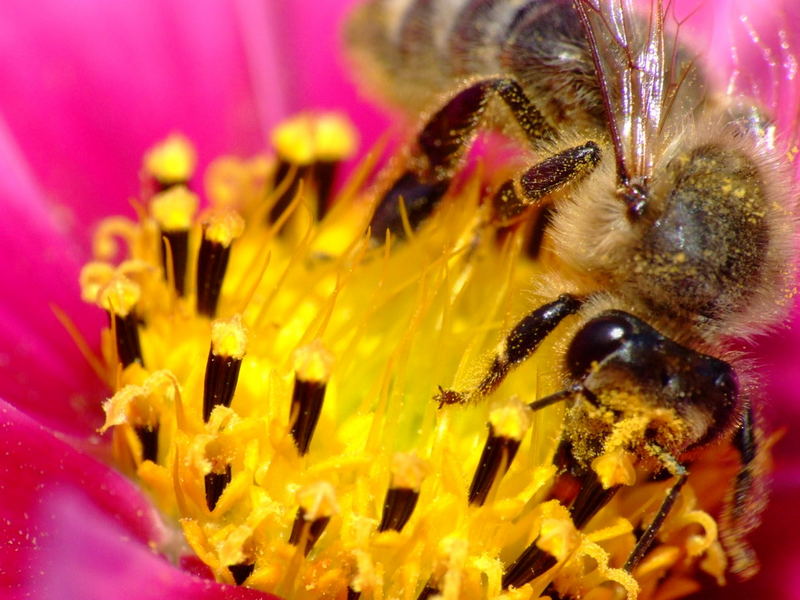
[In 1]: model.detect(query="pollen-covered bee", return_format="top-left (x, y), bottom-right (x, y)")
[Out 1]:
top-left (345, 0), bottom-right (797, 593)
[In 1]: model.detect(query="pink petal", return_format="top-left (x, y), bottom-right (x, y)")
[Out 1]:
top-left (0, 399), bottom-right (277, 599)
top-left (0, 0), bottom-right (267, 242)
top-left (24, 492), bottom-right (276, 600)
top-left (271, 0), bottom-right (390, 149)
top-left (0, 399), bottom-right (161, 592)
top-left (0, 118), bottom-right (105, 435)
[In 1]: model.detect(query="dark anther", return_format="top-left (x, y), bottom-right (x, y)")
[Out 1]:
top-left (228, 561), bottom-right (255, 585)
top-left (347, 587), bottom-right (361, 600)
top-left (290, 378), bottom-right (327, 455)
top-left (134, 424), bottom-right (159, 463)
top-left (161, 230), bottom-right (189, 296)
top-left (378, 487), bottom-right (419, 533)
top-left (314, 160), bottom-right (338, 220)
top-left (112, 312), bottom-right (144, 368)
top-left (204, 464), bottom-right (232, 511)
top-left (568, 470), bottom-right (620, 530)
top-left (288, 507), bottom-right (332, 556)
top-left (196, 237), bottom-right (232, 318)
top-left (469, 425), bottom-right (522, 506)
top-left (417, 584), bottom-right (440, 600)
top-left (502, 540), bottom-right (558, 589)
top-left (269, 160), bottom-right (311, 224)
top-left (203, 348), bottom-right (243, 422)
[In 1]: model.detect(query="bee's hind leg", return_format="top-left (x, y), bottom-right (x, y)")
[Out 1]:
top-left (369, 78), bottom-right (554, 242)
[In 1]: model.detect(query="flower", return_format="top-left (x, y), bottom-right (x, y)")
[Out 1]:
top-left (0, 1), bottom-right (799, 600)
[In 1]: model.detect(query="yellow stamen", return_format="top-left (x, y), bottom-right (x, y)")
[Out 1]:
top-left (150, 185), bottom-right (199, 231)
top-left (143, 133), bottom-right (197, 184)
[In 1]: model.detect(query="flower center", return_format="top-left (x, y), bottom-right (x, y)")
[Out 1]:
top-left (80, 114), bottom-right (733, 600)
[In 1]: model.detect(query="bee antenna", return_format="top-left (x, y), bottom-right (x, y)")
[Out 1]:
top-left (573, 0), bottom-right (632, 192)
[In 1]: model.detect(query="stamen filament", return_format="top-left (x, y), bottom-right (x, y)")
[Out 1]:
top-left (196, 210), bottom-right (244, 318)
top-left (378, 453), bottom-right (426, 533)
top-left (203, 316), bottom-right (246, 422)
top-left (290, 342), bottom-right (333, 455)
top-left (288, 482), bottom-right (338, 555)
top-left (469, 400), bottom-right (532, 506)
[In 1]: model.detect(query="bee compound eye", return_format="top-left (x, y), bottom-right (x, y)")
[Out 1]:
top-left (713, 363), bottom-right (739, 401)
top-left (566, 314), bottom-right (634, 378)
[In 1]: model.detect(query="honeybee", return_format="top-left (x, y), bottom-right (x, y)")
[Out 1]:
top-left (346, 0), bottom-right (797, 593)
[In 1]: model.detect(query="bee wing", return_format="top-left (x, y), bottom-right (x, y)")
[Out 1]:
top-left (573, 0), bottom-right (677, 190)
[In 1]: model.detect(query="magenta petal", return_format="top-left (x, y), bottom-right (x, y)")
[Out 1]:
top-left (0, 120), bottom-right (106, 434)
top-left (0, 400), bottom-right (276, 599)
top-left (0, 0), bottom-right (265, 238)
top-left (270, 0), bottom-right (389, 149)
top-left (24, 492), bottom-right (276, 600)
top-left (0, 399), bottom-right (160, 592)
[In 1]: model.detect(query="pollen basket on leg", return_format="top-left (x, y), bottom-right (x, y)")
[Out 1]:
top-left (80, 115), bottom-right (728, 600)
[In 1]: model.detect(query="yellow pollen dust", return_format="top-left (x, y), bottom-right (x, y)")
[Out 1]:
top-left (202, 208), bottom-right (246, 247)
top-left (271, 112), bottom-right (358, 164)
top-left (143, 133), bottom-right (197, 184)
top-left (211, 315), bottom-right (247, 358)
top-left (151, 185), bottom-right (199, 231)
top-left (293, 340), bottom-right (334, 382)
top-left (78, 117), bottom-right (730, 600)
top-left (98, 275), bottom-right (140, 316)
top-left (489, 397), bottom-right (533, 440)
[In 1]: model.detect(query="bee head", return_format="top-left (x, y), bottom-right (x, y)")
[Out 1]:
top-left (565, 310), bottom-right (739, 449)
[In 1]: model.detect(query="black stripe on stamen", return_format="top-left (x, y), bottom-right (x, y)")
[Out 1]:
top-left (469, 425), bottom-right (521, 506)
top-left (378, 487), bottom-right (419, 533)
top-left (134, 424), bottom-right (159, 463)
top-left (196, 238), bottom-right (232, 318)
top-left (568, 470), bottom-right (620, 530)
top-left (502, 539), bottom-right (558, 590)
top-left (417, 584), bottom-right (440, 600)
top-left (288, 507), bottom-right (332, 556)
top-left (112, 312), bottom-right (143, 368)
top-left (290, 379), bottom-right (327, 455)
top-left (290, 342), bottom-right (333, 455)
top-left (204, 464), bottom-right (232, 511)
top-left (269, 160), bottom-right (310, 224)
top-left (378, 453), bottom-right (426, 533)
top-left (313, 160), bottom-right (338, 219)
top-left (228, 561), bottom-right (255, 585)
top-left (161, 230), bottom-right (189, 296)
top-left (202, 348), bottom-right (243, 422)
top-left (346, 587), bottom-right (361, 600)
top-left (203, 316), bottom-right (246, 422)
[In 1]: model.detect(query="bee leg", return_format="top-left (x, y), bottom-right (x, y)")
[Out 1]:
top-left (720, 404), bottom-right (764, 579)
top-left (494, 142), bottom-right (601, 222)
top-left (623, 446), bottom-right (689, 572)
top-left (370, 78), bottom-right (553, 242)
top-left (436, 294), bottom-right (583, 405)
